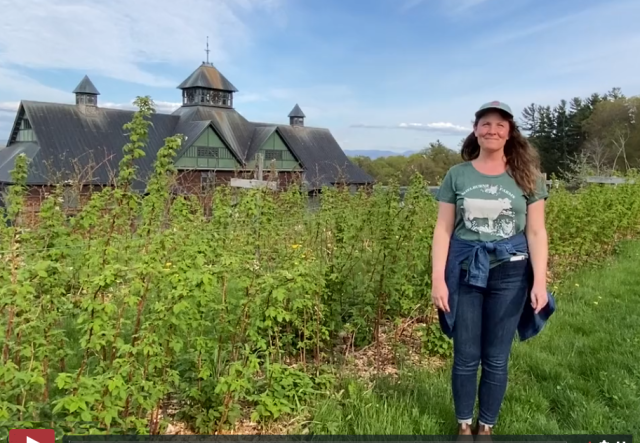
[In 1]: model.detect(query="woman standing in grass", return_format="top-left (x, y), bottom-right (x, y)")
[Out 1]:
top-left (430, 101), bottom-right (554, 436)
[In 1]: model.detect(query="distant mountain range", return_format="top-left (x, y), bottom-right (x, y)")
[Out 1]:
top-left (344, 149), bottom-right (418, 159)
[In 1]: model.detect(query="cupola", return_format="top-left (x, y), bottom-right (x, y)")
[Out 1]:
top-left (288, 104), bottom-right (305, 127)
top-left (73, 75), bottom-right (100, 106)
top-left (177, 62), bottom-right (238, 108)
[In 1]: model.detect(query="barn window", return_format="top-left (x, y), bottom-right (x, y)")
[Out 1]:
top-left (264, 150), bottom-right (283, 161)
top-left (197, 147), bottom-right (219, 158)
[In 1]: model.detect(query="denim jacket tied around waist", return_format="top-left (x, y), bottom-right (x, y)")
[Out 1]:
top-left (437, 231), bottom-right (556, 342)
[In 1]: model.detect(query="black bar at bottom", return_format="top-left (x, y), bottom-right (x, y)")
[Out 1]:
top-left (61, 435), bottom-right (633, 443)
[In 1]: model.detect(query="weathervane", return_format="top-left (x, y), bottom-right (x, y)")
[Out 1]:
top-left (205, 36), bottom-right (210, 64)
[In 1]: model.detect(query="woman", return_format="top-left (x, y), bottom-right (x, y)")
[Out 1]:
top-left (431, 101), bottom-right (554, 436)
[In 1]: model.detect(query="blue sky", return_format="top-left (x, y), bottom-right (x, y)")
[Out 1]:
top-left (1, 0), bottom-right (639, 152)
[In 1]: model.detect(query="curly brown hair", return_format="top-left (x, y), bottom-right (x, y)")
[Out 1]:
top-left (460, 109), bottom-right (543, 196)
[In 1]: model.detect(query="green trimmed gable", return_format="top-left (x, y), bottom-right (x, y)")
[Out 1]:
top-left (175, 127), bottom-right (240, 170)
top-left (9, 110), bottom-right (37, 144)
top-left (249, 131), bottom-right (302, 171)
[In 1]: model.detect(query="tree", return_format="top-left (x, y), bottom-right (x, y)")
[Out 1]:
top-left (582, 137), bottom-right (611, 175)
top-left (520, 104), bottom-right (538, 133)
top-left (346, 141), bottom-right (461, 185)
top-left (521, 90), bottom-right (619, 178)
top-left (413, 141), bottom-right (460, 183)
top-left (583, 96), bottom-right (640, 173)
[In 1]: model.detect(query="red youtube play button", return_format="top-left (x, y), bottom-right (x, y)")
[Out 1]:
top-left (9, 429), bottom-right (55, 443)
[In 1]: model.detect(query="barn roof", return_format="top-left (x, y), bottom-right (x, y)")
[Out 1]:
top-left (0, 66), bottom-right (374, 190)
top-left (1, 101), bottom-right (179, 190)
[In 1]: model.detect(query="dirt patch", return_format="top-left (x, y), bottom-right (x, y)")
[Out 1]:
top-left (336, 316), bottom-right (447, 383)
top-left (150, 397), bottom-right (308, 435)
top-left (160, 415), bottom-right (308, 435)
top-left (163, 421), bottom-right (195, 435)
top-left (162, 418), bottom-right (265, 435)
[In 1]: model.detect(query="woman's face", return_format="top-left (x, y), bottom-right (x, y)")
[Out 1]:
top-left (474, 111), bottom-right (510, 153)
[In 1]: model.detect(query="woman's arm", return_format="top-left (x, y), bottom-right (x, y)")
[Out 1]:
top-left (525, 199), bottom-right (548, 312)
top-left (431, 202), bottom-right (456, 312)
top-left (432, 202), bottom-right (456, 281)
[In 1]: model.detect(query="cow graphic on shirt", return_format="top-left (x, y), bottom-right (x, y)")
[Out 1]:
top-left (462, 197), bottom-right (515, 237)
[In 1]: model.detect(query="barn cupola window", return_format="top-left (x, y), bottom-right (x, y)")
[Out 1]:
top-left (177, 42), bottom-right (238, 109)
top-left (288, 104), bottom-right (305, 127)
top-left (73, 75), bottom-right (100, 106)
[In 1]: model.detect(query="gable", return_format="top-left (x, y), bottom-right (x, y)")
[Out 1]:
top-left (174, 126), bottom-right (241, 170)
top-left (248, 130), bottom-right (302, 171)
top-left (8, 106), bottom-right (37, 145)
top-left (173, 106), bottom-right (253, 162)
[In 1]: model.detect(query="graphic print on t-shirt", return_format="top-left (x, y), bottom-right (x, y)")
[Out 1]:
top-left (460, 183), bottom-right (516, 238)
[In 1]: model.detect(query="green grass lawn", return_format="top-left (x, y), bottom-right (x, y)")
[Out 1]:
top-left (305, 240), bottom-right (640, 435)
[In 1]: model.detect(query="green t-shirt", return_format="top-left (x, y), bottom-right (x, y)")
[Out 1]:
top-left (436, 161), bottom-right (548, 267)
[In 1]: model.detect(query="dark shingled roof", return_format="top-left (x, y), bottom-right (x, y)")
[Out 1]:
top-left (0, 142), bottom-right (42, 183)
top-left (172, 119), bottom-right (210, 153)
top-left (288, 104), bottom-right (305, 118)
top-left (177, 63), bottom-right (238, 92)
top-left (73, 75), bottom-right (100, 95)
top-left (0, 101), bottom-right (180, 190)
top-left (274, 125), bottom-right (372, 187)
top-left (1, 68), bottom-right (374, 190)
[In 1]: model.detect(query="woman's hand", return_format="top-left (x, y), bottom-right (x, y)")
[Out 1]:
top-left (431, 278), bottom-right (450, 312)
top-left (530, 283), bottom-right (548, 314)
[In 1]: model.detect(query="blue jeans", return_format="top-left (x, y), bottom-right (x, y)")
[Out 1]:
top-left (451, 258), bottom-right (529, 426)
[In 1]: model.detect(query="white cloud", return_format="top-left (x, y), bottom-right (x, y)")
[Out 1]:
top-left (449, 0), bottom-right (492, 12)
top-left (400, 0), bottom-right (492, 13)
top-left (400, 122), bottom-right (470, 133)
top-left (350, 122), bottom-right (471, 135)
top-left (0, 0), bottom-right (283, 87)
top-left (100, 100), bottom-right (181, 114)
top-left (400, 0), bottom-right (427, 12)
top-left (0, 102), bottom-right (20, 113)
